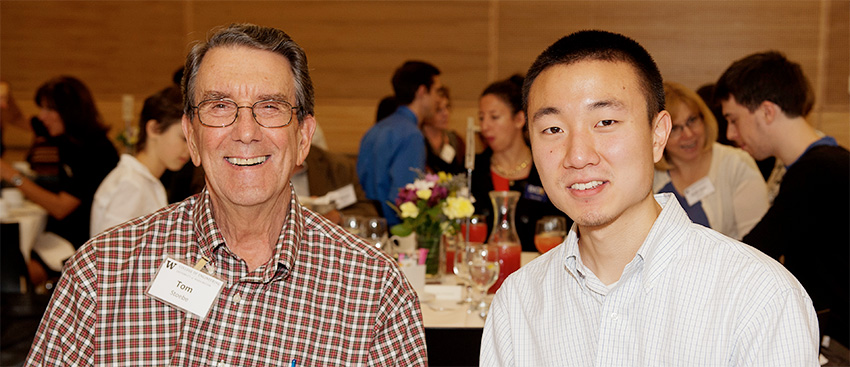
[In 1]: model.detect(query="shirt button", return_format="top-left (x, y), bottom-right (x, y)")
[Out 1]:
top-left (218, 361), bottom-right (227, 367)
top-left (610, 312), bottom-right (618, 320)
top-left (233, 293), bottom-right (242, 304)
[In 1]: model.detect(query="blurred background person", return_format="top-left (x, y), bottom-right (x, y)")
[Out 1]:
top-left (1, 76), bottom-right (118, 287)
top-left (421, 86), bottom-right (465, 174)
top-left (470, 75), bottom-right (569, 252)
top-left (357, 60), bottom-right (442, 226)
top-left (90, 86), bottom-right (189, 236)
top-left (0, 80), bottom-right (30, 156)
top-left (653, 82), bottom-right (768, 240)
top-left (0, 76), bottom-right (118, 249)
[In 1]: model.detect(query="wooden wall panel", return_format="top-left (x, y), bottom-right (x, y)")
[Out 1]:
top-left (1, 0), bottom-right (846, 156)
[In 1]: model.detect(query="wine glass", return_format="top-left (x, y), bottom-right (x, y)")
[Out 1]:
top-left (340, 215), bottom-right (362, 237)
top-left (453, 241), bottom-right (475, 305)
top-left (465, 243), bottom-right (500, 318)
top-left (362, 217), bottom-right (392, 256)
top-left (534, 216), bottom-right (567, 254)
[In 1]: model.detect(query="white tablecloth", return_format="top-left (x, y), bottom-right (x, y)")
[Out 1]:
top-left (1, 201), bottom-right (75, 271)
top-left (419, 251), bottom-right (540, 328)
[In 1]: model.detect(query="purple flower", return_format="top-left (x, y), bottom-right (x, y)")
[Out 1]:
top-left (395, 188), bottom-right (419, 206)
top-left (428, 185), bottom-right (448, 206)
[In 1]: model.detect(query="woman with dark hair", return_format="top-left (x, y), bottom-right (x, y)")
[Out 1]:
top-left (0, 76), bottom-right (119, 250)
top-left (470, 75), bottom-right (570, 252)
top-left (90, 86), bottom-right (189, 236)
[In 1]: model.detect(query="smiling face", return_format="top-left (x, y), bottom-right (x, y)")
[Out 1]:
top-left (527, 60), bottom-right (669, 228)
top-left (37, 103), bottom-right (64, 137)
top-left (478, 94), bottom-right (525, 153)
top-left (183, 45), bottom-right (315, 209)
top-left (721, 95), bottom-right (772, 161)
top-left (665, 101), bottom-right (706, 163)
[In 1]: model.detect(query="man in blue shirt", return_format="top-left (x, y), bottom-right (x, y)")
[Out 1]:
top-left (357, 61), bottom-right (442, 226)
top-left (717, 51), bottom-right (850, 361)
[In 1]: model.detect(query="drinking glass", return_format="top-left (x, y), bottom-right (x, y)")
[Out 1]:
top-left (340, 215), bottom-right (362, 237)
top-left (534, 216), bottom-right (567, 254)
top-left (465, 243), bottom-right (500, 318)
top-left (362, 217), bottom-right (392, 256)
top-left (453, 241), bottom-right (475, 305)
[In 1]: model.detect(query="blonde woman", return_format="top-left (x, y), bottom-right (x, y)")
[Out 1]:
top-left (653, 82), bottom-right (768, 239)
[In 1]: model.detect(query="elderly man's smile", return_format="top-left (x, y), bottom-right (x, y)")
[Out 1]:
top-left (225, 155), bottom-right (269, 167)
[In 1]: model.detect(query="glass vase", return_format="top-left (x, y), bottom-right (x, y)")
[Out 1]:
top-left (416, 231), bottom-right (442, 280)
top-left (487, 190), bottom-right (522, 293)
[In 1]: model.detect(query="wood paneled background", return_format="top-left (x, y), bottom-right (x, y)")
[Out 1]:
top-left (2, 0), bottom-right (847, 157)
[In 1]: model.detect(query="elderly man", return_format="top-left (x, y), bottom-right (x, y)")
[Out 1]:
top-left (480, 30), bottom-right (818, 365)
top-left (26, 24), bottom-right (427, 366)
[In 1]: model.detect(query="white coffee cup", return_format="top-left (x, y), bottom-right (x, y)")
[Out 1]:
top-left (2, 187), bottom-right (24, 209)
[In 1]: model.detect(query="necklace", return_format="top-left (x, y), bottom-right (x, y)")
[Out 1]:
top-left (492, 154), bottom-right (531, 177)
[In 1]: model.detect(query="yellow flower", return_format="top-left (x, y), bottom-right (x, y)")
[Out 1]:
top-left (399, 202), bottom-right (419, 218)
top-left (438, 171), bottom-right (452, 183)
top-left (416, 189), bottom-right (432, 200)
top-left (443, 197), bottom-right (474, 219)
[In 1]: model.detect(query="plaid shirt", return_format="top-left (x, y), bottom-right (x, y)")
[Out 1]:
top-left (26, 189), bottom-right (427, 366)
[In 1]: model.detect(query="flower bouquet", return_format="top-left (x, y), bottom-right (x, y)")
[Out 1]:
top-left (390, 171), bottom-right (474, 275)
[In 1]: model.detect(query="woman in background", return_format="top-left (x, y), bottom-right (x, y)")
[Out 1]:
top-left (470, 75), bottom-right (569, 252)
top-left (421, 86), bottom-right (465, 174)
top-left (0, 76), bottom-right (118, 249)
top-left (653, 81), bottom-right (769, 240)
top-left (91, 86), bottom-right (189, 236)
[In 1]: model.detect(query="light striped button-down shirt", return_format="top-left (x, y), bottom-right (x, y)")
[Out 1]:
top-left (481, 193), bottom-right (819, 366)
top-left (27, 189), bottom-right (427, 366)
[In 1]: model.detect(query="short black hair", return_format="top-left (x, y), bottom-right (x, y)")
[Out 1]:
top-left (714, 51), bottom-right (813, 118)
top-left (523, 30), bottom-right (665, 123)
top-left (391, 61), bottom-right (440, 105)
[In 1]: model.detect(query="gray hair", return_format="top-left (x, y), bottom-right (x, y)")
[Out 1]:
top-left (181, 23), bottom-right (314, 123)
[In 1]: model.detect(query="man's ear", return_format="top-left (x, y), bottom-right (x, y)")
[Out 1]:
top-left (651, 110), bottom-right (672, 163)
top-left (296, 115), bottom-right (317, 166)
top-left (759, 100), bottom-right (779, 125)
top-left (414, 84), bottom-right (428, 100)
top-left (512, 110), bottom-right (527, 129)
top-left (182, 114), bottom-right (202, 167)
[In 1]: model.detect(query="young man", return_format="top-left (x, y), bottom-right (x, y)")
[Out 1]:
top-left (717, 51), bottom-right (850, 353)
top-left (357, 61), bottom-right (442, 226)
top-left (26, 24), bottom-right (427, 366)
top-left (480, 30), bottom-right (819, 365)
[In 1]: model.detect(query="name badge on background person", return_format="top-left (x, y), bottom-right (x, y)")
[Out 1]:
top-left (683, 177), bottom-right (716, 206)
top-left (146, 256), bottom-right (224, 318)
top-left (439, 144), bottom-right (456, 163)
top-left (523, 184), bottom-right (549, 202)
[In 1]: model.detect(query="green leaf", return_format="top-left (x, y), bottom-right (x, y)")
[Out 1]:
top-left (390, 223), bottom-right (413, 237)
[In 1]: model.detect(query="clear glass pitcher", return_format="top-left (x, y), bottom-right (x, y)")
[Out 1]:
top-left (487, 191), bottom-right (522, 293)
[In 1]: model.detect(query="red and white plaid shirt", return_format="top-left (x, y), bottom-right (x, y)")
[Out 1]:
top-left (26, 189), bottom-right (427, 366)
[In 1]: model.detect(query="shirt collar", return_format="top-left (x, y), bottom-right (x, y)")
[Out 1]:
top-left (191, 187), bottom-right (303, 282)
top-left (562, 193), bottom-right (692, 293)
top-left (787, 135), bottom-right (838, 169)
top-left (395, 105), bottom-right (418, 125)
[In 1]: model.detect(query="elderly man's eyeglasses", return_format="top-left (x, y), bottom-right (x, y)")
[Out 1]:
top-left (192, 99), bottom-right (300, 128)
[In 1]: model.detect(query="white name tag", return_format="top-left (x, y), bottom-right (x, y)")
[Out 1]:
top-left (327, 183), bottom-right (358, 209)
top-left (439, 144), bottom-right (456, 163)
top-left (683, 177), bottom-right (716, 206)
top-left (146, 257), bottom-right (224, 319)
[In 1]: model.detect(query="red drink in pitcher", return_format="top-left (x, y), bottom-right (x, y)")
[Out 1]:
top-left (488, 242), bottom-right (521, 293)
